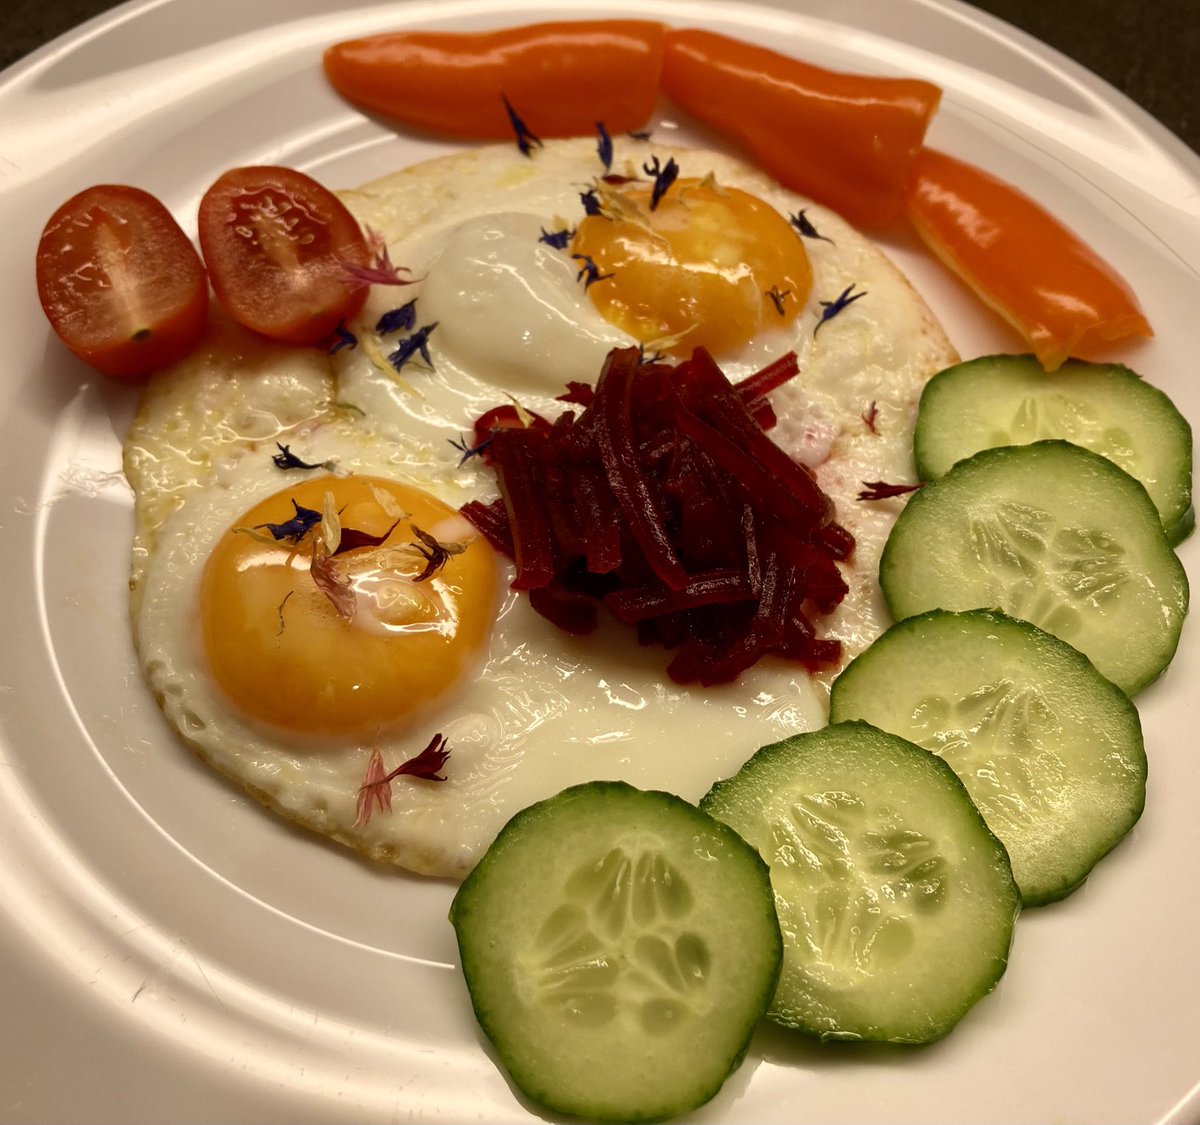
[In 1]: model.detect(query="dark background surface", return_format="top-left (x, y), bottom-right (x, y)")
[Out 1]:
top-left (2, 0), bottom-right (1196, 155)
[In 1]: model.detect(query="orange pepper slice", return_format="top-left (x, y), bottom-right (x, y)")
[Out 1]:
top-left (906, 148), bottom-right (1152, 371)
top-left (323, 20), bottom-right (664, 141)
top-left (659, 28), bottom-right (941, 229)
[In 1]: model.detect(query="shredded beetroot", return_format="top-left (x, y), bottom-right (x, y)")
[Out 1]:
top-left (731, 350), bottom-right (798, 430)
top-left (461, 346), bottom-right (854, 685)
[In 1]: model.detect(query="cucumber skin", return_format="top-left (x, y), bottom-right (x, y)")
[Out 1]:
top-left (702, 722), bottom-right (1019, 1045)
top-left (912, 354), bottom-right (1194, 544)
top-left (449, 781), bottom-right (782, 1125)
top-left (829, 608), bottom-right (1147, 906)
top-left (880, 440), bottom-right (1189, 696)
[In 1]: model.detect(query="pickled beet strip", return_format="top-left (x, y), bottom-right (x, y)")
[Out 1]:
top-left (816, 520), bottom-right (856, 561)
top-left (605, 568), bottom-right (755, 623)
top-left (667, 445), bottom-right (747, 573)
top-left (664, 535), bottom-right (794, 686)
top-left (528, 580), bottom-right (599, 635)
top-left (776, 604), bottom-right (843, 669)
top-left (538, 414), bottom-right (589, 559)
top-left (733, 351), bottom-right (799, 407)
top-left (593, 348), bottom-right (689, 591)
top-left (558, 381), bottom-right (594, 407)
top-left (488, 428), bottom-right (556, 590)
top-left (461, 497), bottom-right (514, 556)
top-left (749, 545), bottom-right (790, 652)
top-left (568, 461), bottom-right (623, 573)
top-left (769, 524), bottom-right (850, 613)
top-left (741, 502), bottom-right (762, 598)
top-left (681, 350), bottom-right (834, 527)
top-left (472, 403), bottom-right (550, 457)
top-left (673, 401), bottom-right (827, 536)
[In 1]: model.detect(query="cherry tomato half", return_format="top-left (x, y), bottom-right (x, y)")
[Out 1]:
top-left (36, 184), bottom-right (209, 382)
top-left (198, 166), bottom-right (370, 346)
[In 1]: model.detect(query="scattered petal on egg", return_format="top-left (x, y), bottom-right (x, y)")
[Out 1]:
top-left (815, 283), bottom-right (869, 335)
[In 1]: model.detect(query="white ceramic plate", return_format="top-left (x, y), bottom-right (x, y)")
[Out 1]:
top-left (2, 1), bottom-right (1198, 1121)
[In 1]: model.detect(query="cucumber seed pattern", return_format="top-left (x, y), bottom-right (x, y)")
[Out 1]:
top-left (770, 791), bottom-right (948, 982)
top-left (521, 846), bottom-right (712, 1036)
top-left (1002, 394), bottom-right (1136, 470)
top-left (907, 680), bottom-right (1069, 835)
top-left (968, 501), bottom-right (1128, 638)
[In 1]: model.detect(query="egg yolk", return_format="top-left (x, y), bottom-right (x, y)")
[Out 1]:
top-left (200, 475), bottom-right (497, 737)
top-left (570, 177), bottom-right (813, 357)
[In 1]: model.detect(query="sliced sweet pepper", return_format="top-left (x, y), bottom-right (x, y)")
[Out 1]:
top-left (323, 20), bottom-right (664, 141)
top-left (906, 147), bottom-right (1152, 371)
top-left (659, 28), bottom-right (941, 228)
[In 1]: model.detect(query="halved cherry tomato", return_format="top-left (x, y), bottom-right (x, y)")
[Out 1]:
top-left (660, 28), bottom-right (941, 229)
top-left (323, 20), bottom-right (664, 141)
top-left (198, 166), bottom-right (370, 346)
top-left (906, 148), bottom-right (1153, 371)
top-left (36, 184), bottom-right (208, 382)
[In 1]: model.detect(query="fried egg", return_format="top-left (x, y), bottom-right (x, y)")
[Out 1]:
top-left (124, 137), bottom-right (957, 878)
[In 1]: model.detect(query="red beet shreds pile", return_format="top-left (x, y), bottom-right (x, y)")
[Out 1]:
top-left (460, 345), bottom-right (854, 686)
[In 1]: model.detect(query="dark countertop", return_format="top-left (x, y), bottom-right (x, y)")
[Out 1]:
top-left (2, 0), bottom-right (1196, 155)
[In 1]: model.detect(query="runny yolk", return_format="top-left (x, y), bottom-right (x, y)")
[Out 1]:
top-left (200, 475), bottom-right (497, 737)
top-left (570, 177), bottom-right (813, 357)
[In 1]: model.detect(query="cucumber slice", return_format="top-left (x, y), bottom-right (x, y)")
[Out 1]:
top-left (449, 781), bottom-right (782, 1124)
top-left (880, 440), bottom-right (1189, 695)
top-left (913, 355), bottom-right (1194, 544)
top-left (829, 609), bottom-right (1146, 906)
top-left (701, 722), bottom-right (1018, 1044)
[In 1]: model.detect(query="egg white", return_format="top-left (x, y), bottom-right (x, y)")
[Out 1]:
top-left (124, 138), bottom-right (957, 877)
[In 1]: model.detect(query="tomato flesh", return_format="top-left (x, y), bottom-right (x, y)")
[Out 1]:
top-left (36, 184), bottom-right (208, 382)
top-left (198, 166), bottom-right (370, 346)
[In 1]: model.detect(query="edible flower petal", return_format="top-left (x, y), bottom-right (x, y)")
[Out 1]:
top-left (388, 323), bottom-right (439, 372)
top-left (328, 323), bottom-right (358, 354)
top-left (642, 155), bottom-right (679, 210)
top-left (342, 227), bottom-right (416, 288)
top-left (310, 538), bottom-right (357, 619)
top-left (333, 519), bottom-right (402, 556)
top-left (272, 444), bottom-right (328, 472)
top-left (595, 121), bottom-right (614, 170)
top-left (857, 480), bottom-right (922, 501)
top-left (815, 283), bottom-right (867, 336)
top-left (766, 285), bottom-right (791, 316)
top-left (538, 226), bottom-right (575, 250)
top-left (255, 500), bottom-right (322, 543)
top-left (580, 186), bottom-right (604, 217)
top-left (409, 524), bottom-right (465, 582)
top-left (789, 209), bottom-right (835, 245)
top-left (355, 748), bottom-right (393, 826)
top-left (502, 93), bottom-right (543, 156)
top-left (572, 253), bottom-right (615, 290)
top-left (319, 490), bottom-right (342, 556)
top-left (355, 735), bottom-right (453, 827)
top-left (449, 434), bottom-right (492, 465)
top-left (376, 300), bottom-right (418, 335)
